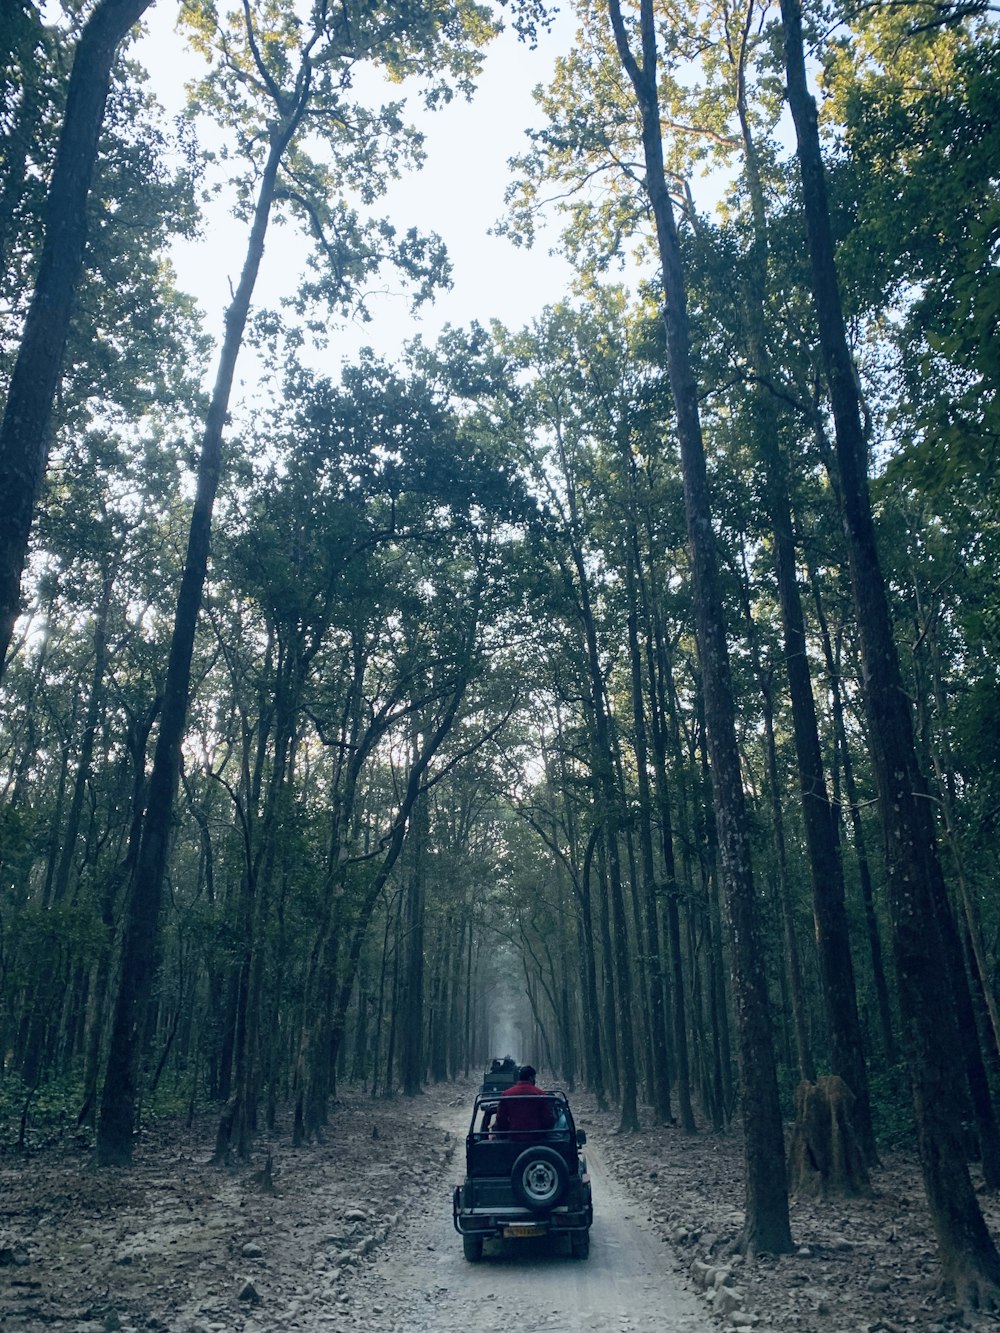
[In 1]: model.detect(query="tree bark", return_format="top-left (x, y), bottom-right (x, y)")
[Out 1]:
top-left (734, 52), bottom-right (874, 1158)
top-left (781, 0), bottom-right (1000, 1297)
top-left (607, 0), bottom-right (792, 1253)
top-left (809, 565), bottom-right (898, 1067)
top-left (95, 97), bottom-right (307, 1167)
top-left (646, 595), bottom-right (696, 1132)
top-left (554, 430), bottom-right (639, 1129)
top-left (624, 516), bottom-right (673, 1123)
top-left (400, 777), bottom-right (428, 1097)
top-left (579, 824), bottom-right (608, 1109)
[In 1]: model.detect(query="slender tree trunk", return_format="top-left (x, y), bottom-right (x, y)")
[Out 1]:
top-left (620, 804), bottom-right (655, 1111)
top-left (734, 552), bottom-right (815, 1084)
top-left (697, 724), bottom-right (734, 1125)
top-left (781, 0), bottom-right (1000, 1295)
top-left (39, 700), bottom-right (77, 911)
top-left (384, 903), bottom-right (402, 1098)
top-left (625, 536), bottom-right (673, 1122)
top-left (647, 605), bottom-right (696, 1132)
top-left (448, 915), bottom-right (465, 1080)
top-left (735, 63), bottom-right (874, 1157)
top-left (809, 568), bottom-right (898, 1066)
top-left (579, 826), bottom-right (608, 1109)
top-left (687, 910), bottom-right (717, 1128)
top-left (401, 779), bottom-right (427, 1097)
top-left (370, 889), bottom-right (398, 1098)
top-left (554, 440), bottom-right (638, 1128)
top-left (95, 102), bottom-right (306, 1167)
top-left (594, 838), bottom-right (621, 1105)
top-left (765, 678), bottom-right (816, 1086)
top-left (463, 896), bottom-right (474, 1078)
top-left (50, 569), bottom-right (114, 907)
top-left (557, 877), bottom-right (577, 1090)
top-left (77, 698), bottom-right (157, 1129)
top-left (607, 0), bottom-right (791, 1251)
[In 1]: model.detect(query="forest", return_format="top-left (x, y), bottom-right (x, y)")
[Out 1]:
top-left (1, 0), bottom-right (999, 1312)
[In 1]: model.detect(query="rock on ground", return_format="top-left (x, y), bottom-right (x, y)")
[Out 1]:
top-left (0, 1081), bottom-right (999, 1332)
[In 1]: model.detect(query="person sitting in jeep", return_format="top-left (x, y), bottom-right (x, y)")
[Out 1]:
top-left (493, 1065), bottom-right (555, 1136)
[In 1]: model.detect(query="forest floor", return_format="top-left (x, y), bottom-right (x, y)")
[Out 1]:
top-left (1, 1078), bottom-right (999, 1333)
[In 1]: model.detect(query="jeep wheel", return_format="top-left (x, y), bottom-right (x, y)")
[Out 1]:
top-left (462, 1234), bottom-right (484, 1263)
top-left (510, 1146), bottom-right (569, 1211)
top-left (570, 1230), bottom-right (590, 1260)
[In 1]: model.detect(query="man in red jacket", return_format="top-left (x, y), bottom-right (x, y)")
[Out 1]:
top-left (493, 1065), bottom-right (555, 1136)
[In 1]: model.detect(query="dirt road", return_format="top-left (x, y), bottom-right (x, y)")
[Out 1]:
top-left (4, 1079), bottom-right (998, 1333)
top-left (351, 1102), bottom-right (714, 1333)
top-left (0, 1083), bottom-right (715, 1333)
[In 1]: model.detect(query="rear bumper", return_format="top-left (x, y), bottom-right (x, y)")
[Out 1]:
top-left (453, 1184), bottom-right (592, 1238)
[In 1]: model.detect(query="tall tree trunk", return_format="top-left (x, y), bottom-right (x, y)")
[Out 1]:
top-left (625, 532), bottom-right (673, 1123)
top-left (0, 0), bottom-right (153, 672)
top-left (646, 599), bottom-right (696, 1132)
top-left (607, 0), bottom-right (791, 1251)
top-left (594, 837), bottom-right (621, 1105)
top-left (51, 569), bottom-right (114, 907)
top-left (400, 781), bottom-right (428, 1097)
top-left (696, 718), bottom-right (734, 1125)
top-left (77, 697), bottom-right (157, 1129)
top-left (95, 101), bottom-right (306, 1167)
top-left (370, 888), bottom-right (399, 1098)
top-left (557, 876), bottom-right (577, 1090)
top-left (551, 429), bottom-right (639, 1128)
top-left (735, 550), bottom-right (815, 1084)
top-left (579, 825), bottom-right (608, 1109)
top-left (325, 658), bottom-right (476, 1109)
top-left (734, 50), bottom-right (874, 1157)
top-left (781, 0), bottom-right (1000, 1296)
top-left (766, 677), bottom-right (816, 1087)
top-left (463, 895), bottom-right (474, 1078)
top-left (809, 567), bottom-right (898, 1067)
top-left (383, 905), bottom-right (402, 1099)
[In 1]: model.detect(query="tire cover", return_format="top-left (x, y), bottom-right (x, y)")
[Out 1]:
top-left (510, 1146), bottom-right (569, 1211)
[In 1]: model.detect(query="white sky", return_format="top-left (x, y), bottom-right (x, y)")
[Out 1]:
top-left (134, 2), bottom-right (585, 377)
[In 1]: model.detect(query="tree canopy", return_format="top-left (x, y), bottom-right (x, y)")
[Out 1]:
top-left (2, 0), bottom-right (1000, 1307)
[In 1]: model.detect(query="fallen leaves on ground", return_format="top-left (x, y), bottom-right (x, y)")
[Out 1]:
top-left (2, 1082), bottom-right (1000, 1332)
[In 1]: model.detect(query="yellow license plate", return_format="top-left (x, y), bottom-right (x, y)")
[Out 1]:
top-left (505, 1224), bottom-right (544, 1238)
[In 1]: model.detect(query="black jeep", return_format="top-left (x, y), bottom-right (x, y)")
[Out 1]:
top-left (452, 1089), bottom-right (593, 1261)
top-left (480, 1056), bottom-right (519, 1092)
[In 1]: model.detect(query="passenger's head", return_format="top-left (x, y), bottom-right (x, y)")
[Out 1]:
top-left (518, 1065), bottom-right (537, 1083)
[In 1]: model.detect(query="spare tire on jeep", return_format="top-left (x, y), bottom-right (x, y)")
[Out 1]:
top-left (510, 1146), bottom-right (569, 1211)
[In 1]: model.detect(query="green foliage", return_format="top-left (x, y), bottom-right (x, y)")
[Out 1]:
top-left (143, 1079), bottom-right (195, 1122)
top-left (0, 1073), bottom-right (86, 1150)
top-left (3, 0), bottom-right (1000, 1188)
top-left (6, 900), bottom-right (109, 984)
top-left (836, 29), bottom-right (1000, 471)
top-left (0, 29), bottom-right (206, 415)
top-left (178, 0), bottom-right (500, 324)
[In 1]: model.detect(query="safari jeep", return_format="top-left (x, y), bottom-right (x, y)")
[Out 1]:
top-left (481, 1056), bottom-right (519, 1093)
top-left (453, 1088), bottom-right (593, 1261)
